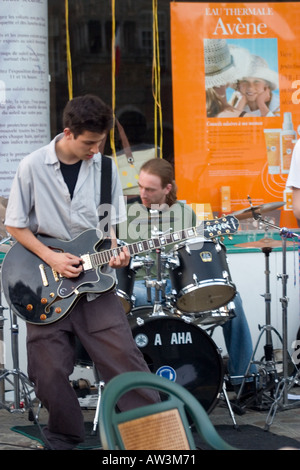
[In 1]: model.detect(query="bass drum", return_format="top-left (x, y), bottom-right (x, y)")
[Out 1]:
top-left (128, 306), bottom-right (224, 413)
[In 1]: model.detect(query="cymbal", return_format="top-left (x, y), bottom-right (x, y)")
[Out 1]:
top-left (235, 237), bottom-right (296, 249)
top-left (231, 202), bottom-right (285, 220)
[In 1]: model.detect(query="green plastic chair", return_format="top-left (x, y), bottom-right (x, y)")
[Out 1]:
top-left (99, 371), bottom-right (237, 450)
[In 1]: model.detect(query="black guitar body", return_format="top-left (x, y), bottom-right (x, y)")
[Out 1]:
top-left (1, 216), bottom-right (239, 325)
top-left (1, 230), bottom-right (115, 325)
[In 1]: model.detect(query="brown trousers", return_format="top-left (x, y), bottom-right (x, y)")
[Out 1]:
top-left (27, 290), bottom-right (159, 450)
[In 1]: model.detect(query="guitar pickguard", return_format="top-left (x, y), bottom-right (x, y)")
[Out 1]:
top-left (57, 269), bottom-right (100, 298)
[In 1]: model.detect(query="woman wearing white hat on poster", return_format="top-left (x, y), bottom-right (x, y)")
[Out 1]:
top-left (204, 38), bottom-right (253, 118)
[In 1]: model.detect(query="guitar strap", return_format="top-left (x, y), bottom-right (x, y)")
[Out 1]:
top-left (99, 155), bottom-right (112, 235)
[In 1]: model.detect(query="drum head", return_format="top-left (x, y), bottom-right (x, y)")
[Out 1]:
top-left (128, 307), bottom-right (224, 413)
top-left (177, 283), bottom-right (236, 313)
top-left (169, 239), bottom-right (236, 313)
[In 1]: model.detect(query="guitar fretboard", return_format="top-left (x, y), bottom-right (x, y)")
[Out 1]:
top-left (88, 214), bottom-right (239, 268)
top-left (91, 227), bottom-right (197, 267)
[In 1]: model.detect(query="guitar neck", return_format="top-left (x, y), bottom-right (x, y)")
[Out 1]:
top-left (91, 226), bottom-right (197, 267)
top-left (89, 215), bottom-right (239, 268)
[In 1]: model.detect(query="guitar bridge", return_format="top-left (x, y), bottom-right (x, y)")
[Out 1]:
top-left (81, 254), bottom-right (93, 271)
top-left (52, 269), bottom-right (60, 282)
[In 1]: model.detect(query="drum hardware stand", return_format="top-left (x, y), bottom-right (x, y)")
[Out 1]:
top-left (145, 248), bottom-right (167, 316)
top-left (221, 381), bottom-right (238, 428)
top-left (90, 366), bottom-right (105, 436)
top-left (0, 289), bottom-right (35, 415)
top-left (146, 222), bottom-right (170, 317)
top-left (264, 229), bottom-right (300, 430)
top-left (0, 238), bottom-right (35, 415)
top-left (236, 244), bottom-right (283, 409)
top-left (235, 200), bottom-right (300, 422)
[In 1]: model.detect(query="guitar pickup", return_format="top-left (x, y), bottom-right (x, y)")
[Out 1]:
top-left (39, 264), bottom-right (49, 287)
top-left (81, 254), bottom-right (92, 271)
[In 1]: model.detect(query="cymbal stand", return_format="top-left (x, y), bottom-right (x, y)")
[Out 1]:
top-left (0, 267), bottom-right (35, 414)
top-left (265, 228), bottom-right (300, 430)
top-left (236, 201), bottom-right (299, 411)
top-left (236, 244), bottom-right (283, 409)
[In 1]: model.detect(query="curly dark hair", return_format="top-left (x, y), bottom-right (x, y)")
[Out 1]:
top-left (62, 94), bottom-right (114, 138)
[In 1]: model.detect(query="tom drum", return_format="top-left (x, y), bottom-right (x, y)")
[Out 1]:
top-left (168, 238), bottom-right (236, 313)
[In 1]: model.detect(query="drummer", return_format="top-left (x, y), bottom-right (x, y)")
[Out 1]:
top-left (117, 158), bottom-right (256, 388)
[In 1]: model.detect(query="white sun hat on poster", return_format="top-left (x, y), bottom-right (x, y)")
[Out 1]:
top-left (239, 54), bottom-right (279, 90)
top-left (204, 39), bottom-right (252, 89)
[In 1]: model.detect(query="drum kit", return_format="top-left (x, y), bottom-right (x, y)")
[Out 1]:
top-left (0, 198), bottom-right (300, 431)
top-left (113, 200), bottom-right (300, 428)
top-left (117, 235), bottom-right (236, 416)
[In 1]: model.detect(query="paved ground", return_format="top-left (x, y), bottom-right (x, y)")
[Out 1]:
top-left (1, 382), bottom-right (300, 451)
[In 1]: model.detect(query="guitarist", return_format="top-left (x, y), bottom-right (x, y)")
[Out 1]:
top-left (4, 95), bottom-right (160, 450)
top-left (118, 158), bottom-right (257, 392)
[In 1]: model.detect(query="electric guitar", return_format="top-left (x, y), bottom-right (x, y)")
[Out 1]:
top-left (1, 215), bottom-right (239, 325)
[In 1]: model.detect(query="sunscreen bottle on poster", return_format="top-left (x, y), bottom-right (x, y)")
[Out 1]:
top-left (263, 129), bottom-right (281, 174)
top-left (283, 187), bottom-right (293, 211)
top-left (280, 112), bottom-right (297, 174)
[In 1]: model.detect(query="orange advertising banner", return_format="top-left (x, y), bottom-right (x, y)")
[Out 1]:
top-left (171, 2), bottom-right (300, 228)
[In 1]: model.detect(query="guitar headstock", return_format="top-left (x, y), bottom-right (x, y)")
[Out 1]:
top-left (196, 215), bottom-right (239, 239)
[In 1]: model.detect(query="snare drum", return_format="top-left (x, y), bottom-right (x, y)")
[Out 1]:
top-left (128, 306), bottom-right (224, 413)
top-left (168, 238), bottom-right (236, 313)
top-left (116, 256), bottom-right (154, 313)
top-left (116, 264), bottom-right (137, 314)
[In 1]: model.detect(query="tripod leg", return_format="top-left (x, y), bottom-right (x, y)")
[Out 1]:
top-left (236, 327), bottom-right (266, 401)
top-left (0, 368), bottom-right (35, 412)
top-left (265, 379), bottom-right (286, 430)
top-left (91, 381), bottom-right (104, 436)
top-left (222, 382), bottom-right (238, 429)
